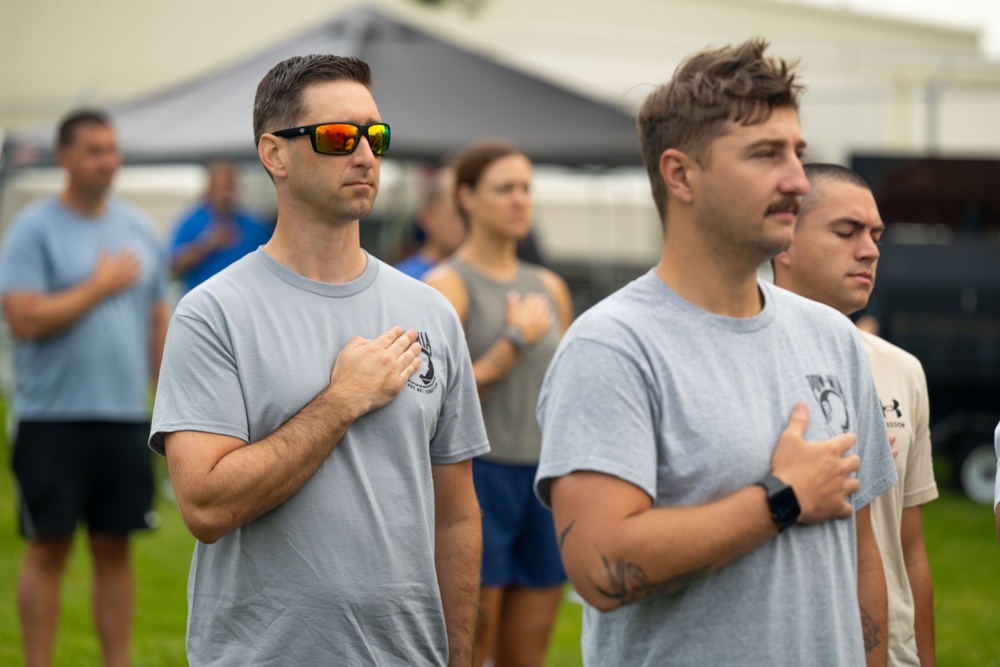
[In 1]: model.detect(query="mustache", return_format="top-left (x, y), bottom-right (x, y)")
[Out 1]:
top-left (766, 196), bottom-right (800, 216)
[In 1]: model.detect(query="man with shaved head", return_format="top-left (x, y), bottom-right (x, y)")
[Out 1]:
top-left (774, 163), bottom-right (938, 666)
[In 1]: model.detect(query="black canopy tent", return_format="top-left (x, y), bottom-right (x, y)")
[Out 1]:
top-left (2, 6), bottom-right (641, 168)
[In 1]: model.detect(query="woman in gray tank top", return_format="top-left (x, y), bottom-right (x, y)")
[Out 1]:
top-left (425, 140), bottom-right (573, 667)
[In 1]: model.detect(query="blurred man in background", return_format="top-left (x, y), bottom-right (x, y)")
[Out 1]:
top-left (0, 109), bottom-right (169, 667)
top-left (167, 160), bottom-right (272, 293)
top-left (774, 162), bottom-right (938, 666)
top-left (395, 165), bottom-right (465, 280)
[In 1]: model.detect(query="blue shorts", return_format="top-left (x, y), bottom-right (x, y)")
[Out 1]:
top-left (473, 458), bottom-right (566, 588)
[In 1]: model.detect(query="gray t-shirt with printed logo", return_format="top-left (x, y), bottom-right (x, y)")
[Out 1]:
top-left (151, 249), bottom-right (489, 667)
top-left (535, 272), bottom-right (897, 667)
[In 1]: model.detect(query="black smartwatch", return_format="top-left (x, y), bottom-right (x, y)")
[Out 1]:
top-left (756, 475), bottom-right (800, 532)
top-left (500, 325), bottom-right (527, 352)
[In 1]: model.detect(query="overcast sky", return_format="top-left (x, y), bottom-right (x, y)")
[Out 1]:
top-left (800, 0), bottom-right (1000, 59)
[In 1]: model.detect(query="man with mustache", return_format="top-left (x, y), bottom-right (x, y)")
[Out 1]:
top-left (534, 39), bottom-right (897, 666)
top-left (774, 163), bottom-right (938, 666)
top-left (150, 55), bottom-right (488, 666)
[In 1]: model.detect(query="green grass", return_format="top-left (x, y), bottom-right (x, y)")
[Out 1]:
top-left (0, 407), bottom-right (997, 666)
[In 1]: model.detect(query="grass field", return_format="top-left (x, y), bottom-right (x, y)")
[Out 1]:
top-left (0, 416), bottom-right (997, 665)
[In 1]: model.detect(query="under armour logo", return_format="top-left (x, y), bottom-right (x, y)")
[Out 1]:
top-left (881, 399), bottom-right (901, 419)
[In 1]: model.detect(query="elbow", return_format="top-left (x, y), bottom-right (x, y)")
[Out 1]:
top-left (175, 502), bottom-right (233, 545)
top-left (6, 315), bottom-right (42, 341)
top-left (563, 562), bottom-right (623, 613)
top-left (579, 589), bottom-right (620, 614)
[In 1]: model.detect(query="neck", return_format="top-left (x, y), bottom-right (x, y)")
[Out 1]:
top-left (655, 226), bottom-right (764, 318)
top-left (456, 227), bottom-right (519, 280)
top-left (418, 241), bottom-right (451, 264)
top-left (264, 216), bottom-right (367, 284)
top-left (210, 203), bottom-right (235, 219)
top-left (60, 186), bottom-right (108, 217)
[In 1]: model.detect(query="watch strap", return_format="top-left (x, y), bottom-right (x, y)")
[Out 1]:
top-left (501, 325), bottom-right (526, 352)
top-left (756, 474), bottom-right (800, 532)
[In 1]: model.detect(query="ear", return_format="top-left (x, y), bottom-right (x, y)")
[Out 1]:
top-left (455, 183), bottom-right (475, 220)
top-left (257, 134), bottom-right (287, 180)
top-left (774, 249), bottom-right (792, 269)
top-left (659, 148), bottom-right (695, 204)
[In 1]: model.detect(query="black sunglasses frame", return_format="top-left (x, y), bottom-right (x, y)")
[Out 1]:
top-left (270, 122), bottom-right (391, 156)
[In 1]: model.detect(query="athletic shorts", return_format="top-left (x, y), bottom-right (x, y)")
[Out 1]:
top-left (473, 458), bottom-right (566, 588)
top-left (11, 421), bottom-right (155, 539)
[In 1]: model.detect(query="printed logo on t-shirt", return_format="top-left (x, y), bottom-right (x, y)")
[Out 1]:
top-left (407, 331), bottom-right (439, 395)
top-left (806, 374), bottom-right (850, 436)
top-left (881, 398), bottom-right (906, 429)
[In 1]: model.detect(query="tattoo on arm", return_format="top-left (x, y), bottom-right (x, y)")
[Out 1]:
top-left (589, 547), bottom-right (708, 605)
top-left (860, 606), bottom-right (881, 653)
top-left (559, 520), bottom-right (575, 549)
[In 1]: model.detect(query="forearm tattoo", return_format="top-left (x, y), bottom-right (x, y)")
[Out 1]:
top-left (590, 547), bottom-right (708, 605)
top-left (860, 606), bottom-right (882, 653)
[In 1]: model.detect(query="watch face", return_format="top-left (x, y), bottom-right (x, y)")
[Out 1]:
top-left (771, 486), bottom-right (801, 527)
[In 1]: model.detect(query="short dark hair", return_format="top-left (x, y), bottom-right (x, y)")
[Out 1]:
top-left (801, 163), bottom-right (871, 216)
top-left (637, 38), bottom-right (804, 222)
top-left (253, 55), bottom-right (373, 145)
top-left (57, 109), bottom-right (112, 149)
top-left (452, 139), bottom-right (525, 224)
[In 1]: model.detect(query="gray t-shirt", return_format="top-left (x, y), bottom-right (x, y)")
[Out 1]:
top-left (151, 249), bottom-right (489, 666)
top-left (535, 272), bottom-right (897, 667)
top-left (0, 195), bottom-right (167, 420)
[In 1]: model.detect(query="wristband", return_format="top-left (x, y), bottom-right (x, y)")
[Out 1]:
top-left (500, 325), bottom-right (527, 352)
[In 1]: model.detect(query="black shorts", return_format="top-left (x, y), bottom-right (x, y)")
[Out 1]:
top-left (11, 421), bottom-right (155, 539)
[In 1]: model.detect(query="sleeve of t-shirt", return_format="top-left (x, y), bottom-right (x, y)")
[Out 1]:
top-left (994, 421), bottom-right (1000, 512)
top-left (0, 216), bottom-right (48, 294)
top-left (534, 336), bottom-right (658, 509)
top-left (427, 311), bottom-right (490, 465)
top-left (851, 340), bottom-right (899, 511)
top-left (149, 309), bottom-right (249, 455)
top-left (903, 359), bottom-right (938, 508)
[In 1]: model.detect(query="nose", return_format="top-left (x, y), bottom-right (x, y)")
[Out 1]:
top-left (858, 232), bottom-right (880, 262)
top-left (350, 133), bottom-right (378, 166)
top-left (781, 153), bottom-right (809, 196)
top-left (512, 184), bottom-right (531, 208)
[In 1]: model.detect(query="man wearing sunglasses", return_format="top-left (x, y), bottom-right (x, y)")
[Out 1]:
top-left (150, 55), bottom-right (488, 666)
top-left (534, 39), bottom-right (896, 666)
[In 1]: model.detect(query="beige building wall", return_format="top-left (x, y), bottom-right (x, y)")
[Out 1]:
top-left (3, 0), bottom-right (1000, 159)
top-left (3, 0), bottom-right (1000, 264)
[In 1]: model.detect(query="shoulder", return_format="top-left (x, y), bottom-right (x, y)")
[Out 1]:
top-left (169, 203), bottom-right (210, 234)
top-left (422, 261), bottom-right (469, 316)
top-left (8, 196), bottom-right (58, 229)
top-left (530, 263), bottom-right (569, 296)
top-left (766, 281), bottom-right (852, 327)
top-left (174, 252), bottom-right (260, 315)
top-left (858, 330), bottom-right (926, 377)
top-left (561, 273), bottom-right (654, 343)
top-left (2, 198), bottom-right (61, 251)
